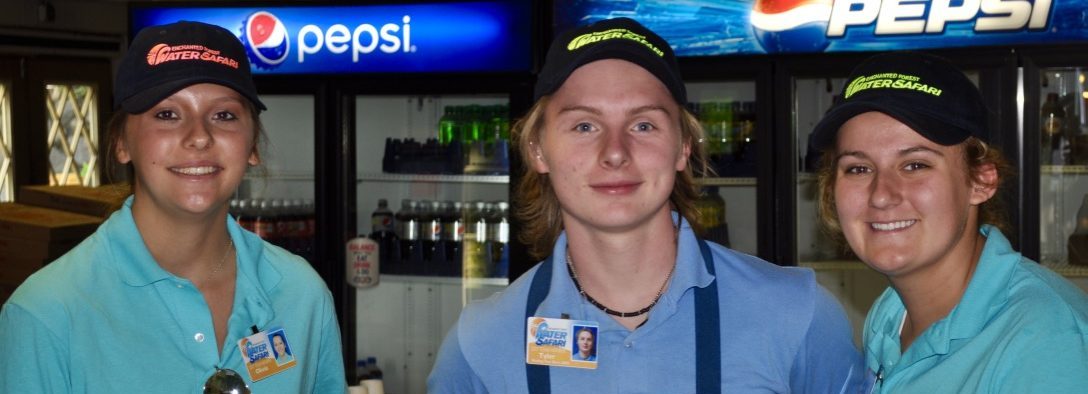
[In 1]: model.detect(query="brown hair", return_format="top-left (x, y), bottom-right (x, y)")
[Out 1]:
top-left (103, 99), bottom-right (267, 188)
top-left (512, 97), bottom-right (709, 260)
top-left (816, 136), bottom-right (1014, 252)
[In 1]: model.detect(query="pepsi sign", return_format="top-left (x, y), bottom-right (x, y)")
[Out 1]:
top-left (555, 0), bottom-right (1088, 56)
top-left (131, 2), bottom-right (530, 74)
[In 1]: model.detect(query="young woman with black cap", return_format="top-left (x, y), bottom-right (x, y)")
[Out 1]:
top-left (0, 21), bottom-right (345, 393)
top-left (428, 17), bottom-right (864, 393)
top-left (811, 52), bottom-right (1088, 392)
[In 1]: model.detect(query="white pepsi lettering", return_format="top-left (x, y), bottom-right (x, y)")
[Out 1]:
top-left (403, 15), bottom-right (412, 53)
top-left (298, 24), bottom-right (323, 63)
top-left (874, 0), bottom-right (926, 35)
top-left (295, 16), bottom-right (413, 63)
top-left (326, 24), bottom-right (351, 54)
top-left (1028, 0), bottom-right (1052, 28)
top-left (353, 24), bottom-right (380, 61)
top-left (828, 0), bottom-right (880, 36)
top-left (826, 0), bottom-right (1052, 37)
top-left (379, 24), bottom-right (401, 54)
top-left (976, 0), bottom-right (1031, 31)
top-left (926, 0), bottom-right (981, 33)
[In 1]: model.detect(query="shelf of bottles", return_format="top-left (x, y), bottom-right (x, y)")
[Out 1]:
top-left (353, 95), bottom-right (512, 282)
top-left (794, 77), bottom-right (850, 263)
top-left (683, 81), bottom-right (760, 256)
top-left (1039, 68), bottom-right (1088, 270)
top-left (356, 172), bottom-right (509, 184)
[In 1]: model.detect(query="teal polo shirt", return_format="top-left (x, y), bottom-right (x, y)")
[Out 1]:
top-left (0, 197), bottom-right (346, 393)
top-left (429, 216), bottom-right (865, 393)
top-left (864, 225), bottom-right (1088, 393)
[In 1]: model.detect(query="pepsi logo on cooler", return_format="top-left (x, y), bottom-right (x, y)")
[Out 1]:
top-left (243, 11), bottom-right (290, 69)
top-left (749, 0), bottom-right (832, 53)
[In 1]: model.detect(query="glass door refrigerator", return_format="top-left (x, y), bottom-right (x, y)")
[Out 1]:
top-left (348, 79), bottom-right (533, 394)
top-left (1020, 47), bottom-right (1088, 284)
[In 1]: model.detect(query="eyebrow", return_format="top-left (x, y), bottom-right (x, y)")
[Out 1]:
top-left (556, 104), bottom-right (672, 117)
top-left (835, 145), bottom-right (944, 161)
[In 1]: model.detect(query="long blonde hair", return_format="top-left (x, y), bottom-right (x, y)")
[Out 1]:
top-left (512, 97), bottom-right (709, 260)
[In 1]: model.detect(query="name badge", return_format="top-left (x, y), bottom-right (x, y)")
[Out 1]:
top-left (526, 317), bottom-right (598, 369)
top-left (237, 327), bottom-right (298, 381)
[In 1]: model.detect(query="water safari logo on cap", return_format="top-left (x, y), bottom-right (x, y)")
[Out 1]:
top-left (566, 28), bottom-right (665, 57)
top-left (145, 43), bottom-right (240, 69)
top-left (844, 73), bottom-right (943, 99)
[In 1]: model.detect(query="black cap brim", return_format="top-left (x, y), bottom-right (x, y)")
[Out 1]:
top-left (810, 96), bottom-right (973, 152)
top-left (119, 76), bottom-right (267, 114)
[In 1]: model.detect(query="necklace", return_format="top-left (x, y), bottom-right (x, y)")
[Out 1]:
top-left (566, 250), bottom-right (674, 318)
top-left (205, 239), bottom-right (234, 282)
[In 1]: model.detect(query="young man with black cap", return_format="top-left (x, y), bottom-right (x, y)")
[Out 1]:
top-left (428, 17), bottom-right (864, 393)
top-left (811, 51), bottom-right (1088, 392)
top-left (0, 21), bottom-right (345, 393)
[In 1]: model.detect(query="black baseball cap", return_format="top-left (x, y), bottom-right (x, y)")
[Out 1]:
top-left (115, 21), bottom-right (266, 114)
top-left (809, 51), bottom-right (989, 151)
top-left (534, 17), bottom-right (686, 105)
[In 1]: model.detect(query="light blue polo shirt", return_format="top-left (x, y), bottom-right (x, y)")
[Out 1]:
top-left (428, 217), bottom-right (865, 393)
top-left (0, 197), bottom-right (346, 393)
top-left (864, 225), bottom-right (1088, 393)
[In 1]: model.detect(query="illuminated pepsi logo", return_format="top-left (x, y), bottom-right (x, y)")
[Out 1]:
top-left (749, 0), bottom-right (1054, 53)
top-left (750, 0), bottom-right (832, 53)
top-left (243, 11), bottom-right (290, 69)
top-left (297, 15), bottom-right (415, 63)
top-left (826, 0), bottom-right (1053, 36)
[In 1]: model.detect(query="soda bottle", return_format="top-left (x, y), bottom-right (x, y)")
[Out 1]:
top-left (254, 199), bottom-right (275, 242)
top-left (397, 199), bottom-right (423, 274)
top-left (1042, 93), bottom-right (1066, 165)
top-left (698, 187), bottom-right (731, 247)
top-left (438, 105), bottom-right (461, 145)
top-left (361, 356), bottom-right (385, 394)
top-left (355, 359), bottom-right (370, 386)
top-left (369, 199), bottom-right (400, 275)
top-left (442, 201), bottom-right (464, 277)
top-left (422, 200), bottom-right (446, 275)
top-left (463, 201), bottom-right (491, 278)
top-left (346, 236), bottom-right (379, 288)
top-left (464, 104), bottom-right (485, 143)
top-left (488, 201), bottom-right (510, 278)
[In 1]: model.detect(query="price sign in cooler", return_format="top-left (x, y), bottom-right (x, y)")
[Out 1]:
top-left (347, 237), bottom-right (379, 288)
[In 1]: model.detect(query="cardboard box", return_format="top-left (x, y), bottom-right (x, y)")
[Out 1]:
top-left (18, 184), bottom-right (129, 218)
top-left (0, 203), bottom-right (102, 242)
top-left (0, 236), bottom-right (80, 261)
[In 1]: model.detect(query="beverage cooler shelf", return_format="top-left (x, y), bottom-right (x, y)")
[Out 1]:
top-left (357, 172), bottom-right (509, 184)
top-left (1042, 165), bottom-right (1088, 175)
top-left (375, 274), bottom-right (510, 286)
top-left (699, 177), bottom-right (756, 186)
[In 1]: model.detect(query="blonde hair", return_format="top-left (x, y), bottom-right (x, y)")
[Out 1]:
top-left (512, 97), bottom-right (709, 260)
top-left (816, 136), bottom-right (1013, 252)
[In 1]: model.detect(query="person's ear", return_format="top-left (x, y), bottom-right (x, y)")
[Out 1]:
top-left (115, 137), bottom-right (131, 164)
top-left (970, 162), bottom-right (998, 205)
top-left (675, 137), bottom-right (691, 172)
top-left (531, 140), bottom-right (549, 174)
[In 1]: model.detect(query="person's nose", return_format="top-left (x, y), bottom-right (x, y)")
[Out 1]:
top-left (598, 127), bottom-right (630, 169)
top-left (868, 170), bottom-right (902, 209)
top-left (183, 119), bottom-right (214, 151)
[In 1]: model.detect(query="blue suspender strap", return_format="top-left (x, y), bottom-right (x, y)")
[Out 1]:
top-left (525, 256), bottom-right (553, 394)
top-left (524, 240), bottom-right (720, 393)
top-left (695, 239), bottom-right (722, 393)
